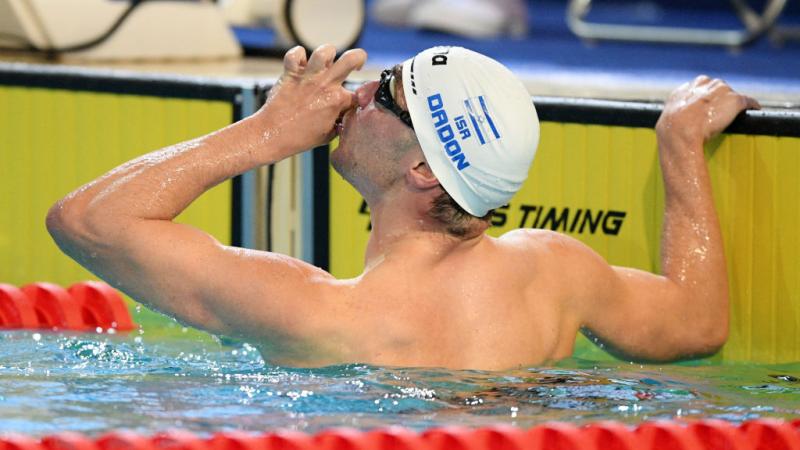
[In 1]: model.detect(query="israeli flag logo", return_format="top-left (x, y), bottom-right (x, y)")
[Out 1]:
top-left (463, 96), bottom-right (501, 145)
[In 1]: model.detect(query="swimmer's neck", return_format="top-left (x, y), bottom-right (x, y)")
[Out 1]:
top-left (363, 191), bottom-right (485, 269)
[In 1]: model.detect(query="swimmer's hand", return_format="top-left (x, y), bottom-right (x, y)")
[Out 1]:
top-left (258, 44), bottom-right (366, 157)
top-left (656, 75), bottom-right (760, 148)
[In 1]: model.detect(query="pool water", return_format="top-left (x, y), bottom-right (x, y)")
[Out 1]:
top-left (0, 329), bottom-right (798, 437)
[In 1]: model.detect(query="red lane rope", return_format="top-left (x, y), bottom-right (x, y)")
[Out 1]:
top-left (22, 282), bottom-right (84, 330)
top-left (1, 287), bottom-right (797, 449)
top-left (4, 420), bottom-right (798, 450)
top-left (0, 281), bottom-right (135, 332)
top-left (0, 284), bottom-right (38, 328)
top-left (69, 281), bottom-right (135, 331)
top-left (41, 432), bottom-right (101, 450)
top-left (583, 420), bottom-right (639, 450)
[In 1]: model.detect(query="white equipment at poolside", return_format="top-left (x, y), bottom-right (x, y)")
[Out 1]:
top-left (0, 0), bottom-right (241, 61)
top-left (221, 0), bottom-right (365, 51)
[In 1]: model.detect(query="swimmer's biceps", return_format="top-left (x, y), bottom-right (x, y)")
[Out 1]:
top-left (204, 246), bottom-right (342, 339)
top-left (91, 221), bottom-right (231, 334)
top-left (568, 241), bottom-right (688, 361)
top-left (187, 241), bottom-right (339, 341)
top-left (587, 264), bottom-right (696, 361)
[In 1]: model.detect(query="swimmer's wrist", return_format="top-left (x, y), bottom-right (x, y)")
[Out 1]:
top-left (656, 125), bottom-right (704, 155)
top-left (251, 107), bottom-right (329, 162)
top-left (238, 112), bottom-right (300, 164)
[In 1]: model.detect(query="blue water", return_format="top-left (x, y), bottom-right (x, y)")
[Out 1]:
top-left (0, 330), bottom-right (798, 437)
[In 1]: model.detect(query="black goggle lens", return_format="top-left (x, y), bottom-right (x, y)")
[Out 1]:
top-left (375, 69), bottom-right (414, 130)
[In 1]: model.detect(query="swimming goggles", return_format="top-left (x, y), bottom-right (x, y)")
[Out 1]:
top-left (374, 68), bottom-right (414, 130)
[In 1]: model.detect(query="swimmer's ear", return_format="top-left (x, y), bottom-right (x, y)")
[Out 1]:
top-left (407, 161), bottom-right (439, 190)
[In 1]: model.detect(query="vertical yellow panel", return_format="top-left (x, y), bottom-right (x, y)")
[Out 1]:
top-left (752, 135), bottom-right (776, 361)
top-left (774, 137), bottom-right (800, 362)
top-left (329, 139), bottom-right (372, 279)
top-left (713, 134), bottom-right (800, 363)
top-left (0, 86), bottom-right (233, 289)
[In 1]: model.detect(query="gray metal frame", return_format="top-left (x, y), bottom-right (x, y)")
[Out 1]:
top-left (566, 0), bottom-right (787, 47)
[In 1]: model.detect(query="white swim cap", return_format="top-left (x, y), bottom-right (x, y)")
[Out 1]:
top-left (401, 46), bottom-right (539, 217)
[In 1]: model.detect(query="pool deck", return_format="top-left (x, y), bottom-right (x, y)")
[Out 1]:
top-left (3, 0), bottom-right (800, 108)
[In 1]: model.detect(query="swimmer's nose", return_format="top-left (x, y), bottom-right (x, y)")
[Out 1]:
top-left (356, 81), bottom-right (379, 109)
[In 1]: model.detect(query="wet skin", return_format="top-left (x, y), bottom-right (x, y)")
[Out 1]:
top-left (46, 45), bottom-right (759, 370)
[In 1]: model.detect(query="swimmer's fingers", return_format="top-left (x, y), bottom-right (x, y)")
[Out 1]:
top-left (740, 94), bottom-right (761, 110)
top-left (307, 44), bottom-right (337, 75)
top-left (698, 89), bottom-right (762, 140)
top-left (693, 74), bottom-right (712, 86)
top-left (705, 79), bottom-right (760, 111)
top-left (283, 46), bottom-right (308, 77)
top-left (339, 90), bottom-right (357, 111)
top-left (327, 48), bottom-right (367, 84)
top-left (722, 87), bottom-right (761, 113)
top-left (658, 77), bottom-right (742, 143)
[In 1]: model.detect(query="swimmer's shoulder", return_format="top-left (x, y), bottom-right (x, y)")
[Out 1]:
top-left (496, 228), bottom-right (603, 267)
top-left (495, 229), bottom-right (613, 313)
top-left (498, 228), bottom-right (575, 250)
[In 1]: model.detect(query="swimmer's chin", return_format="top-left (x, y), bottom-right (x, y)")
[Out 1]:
top-left (329, 147), bottom-right (346, 175)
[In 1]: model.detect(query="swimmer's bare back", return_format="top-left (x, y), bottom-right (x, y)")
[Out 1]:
top-left (46, 45), bottom-right (759, 370)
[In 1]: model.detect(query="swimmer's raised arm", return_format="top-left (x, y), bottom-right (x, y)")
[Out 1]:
top-left (570, 76), bottom-right (760, 362)
top-left (46, 45), bottom-right (365, 345)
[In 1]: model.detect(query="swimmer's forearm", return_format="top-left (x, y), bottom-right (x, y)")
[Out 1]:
top-left (50, 45), bottom-right (363, 272)
top-left (47, 113), bottom-right (289, 244)
top-left (657, 136), bottom-right (729, 336)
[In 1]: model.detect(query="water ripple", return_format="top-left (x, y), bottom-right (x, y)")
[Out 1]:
top-left (0, 330), bottom-right (797, 436)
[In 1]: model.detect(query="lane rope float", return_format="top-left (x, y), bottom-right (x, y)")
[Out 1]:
top-left (1, 420), bottom-right (798, 450)
top-left (0, 281), bottom-right (135, 332)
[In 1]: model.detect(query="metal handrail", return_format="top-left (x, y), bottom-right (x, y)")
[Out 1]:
top-left (566, 0), bottom-right (788, 47)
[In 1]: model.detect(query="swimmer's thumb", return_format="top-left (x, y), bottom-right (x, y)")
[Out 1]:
top-left (343, 91), bottom-right (358, 111)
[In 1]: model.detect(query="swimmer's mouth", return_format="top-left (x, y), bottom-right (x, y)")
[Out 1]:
top-left (334, 115), bottom-right (344, 135)
top-left (334, 109), bottom-right (353, 136)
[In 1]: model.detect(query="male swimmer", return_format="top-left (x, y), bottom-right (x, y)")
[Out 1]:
top-left (47, 45), bottom-right (759, 370)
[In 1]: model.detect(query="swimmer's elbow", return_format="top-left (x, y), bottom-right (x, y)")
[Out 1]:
top-left (46, 196), bottom-right (112, 253)
top-left (668, 329), bottom-right (728, 362)
top-left (667, 309), bottom-right (729, 361)
top-left (47, 198), bottom-right (86, 251)
top-left (697, 314), bottom-right (729, 355)
top-left (683, 289), bottom-right (730, 357)
top-left (47, 198), bottom-right (76, 242)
